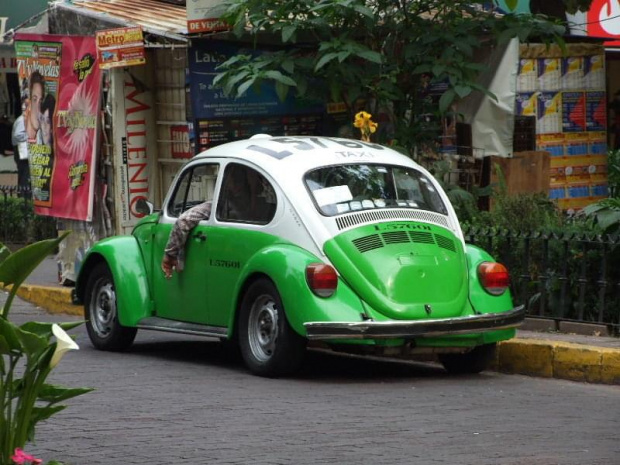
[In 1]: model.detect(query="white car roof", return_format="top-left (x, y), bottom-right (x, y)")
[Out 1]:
top-left (190, 135), bottom-right (464, 251)
top-left (194, 135), bottom-right (422, 178)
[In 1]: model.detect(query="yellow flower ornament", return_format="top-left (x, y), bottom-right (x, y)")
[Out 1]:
top-left (354, 111), bottom-right (378, 141)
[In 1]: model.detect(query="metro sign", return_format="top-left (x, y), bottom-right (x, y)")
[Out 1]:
top-left (588, 0), bottom-right (620, 47)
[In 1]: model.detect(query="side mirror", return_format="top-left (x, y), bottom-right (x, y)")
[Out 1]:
top-left (135, 198), bottom-right (154, 216)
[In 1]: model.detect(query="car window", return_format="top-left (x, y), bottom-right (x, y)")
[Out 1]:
top-left (216, 163), bottom-right (277, 224)
top-left (304, 164), bottom-right (448, 216)
top-left (168, 164), bottom-right (219, 218)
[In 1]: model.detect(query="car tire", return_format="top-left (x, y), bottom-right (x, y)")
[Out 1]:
top-left (239, 278), bottom-right (306, 377)
top-left (439, 343), bottom-right (497, 374)
top-left (84, 262), bottom-right (137, 351)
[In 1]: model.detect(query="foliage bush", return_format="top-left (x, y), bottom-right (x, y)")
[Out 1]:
top-left (215, 0), bottom-right (568, 156)
top-left (447, 163), bottom-right (619, 326)
top-left (0, 198), bottom-right (57, 245)
top-left (582, 149), bottom-right (620, 235)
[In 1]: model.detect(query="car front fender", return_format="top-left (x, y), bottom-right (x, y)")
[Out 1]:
top-left (232, 244), bottom-right (366, 337)
top-left (75, 236), bottom-right (152, 327)
top-left (465, 244), bottom-right (515, 314)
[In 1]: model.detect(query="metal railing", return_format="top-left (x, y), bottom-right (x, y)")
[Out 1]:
top-left (464, 226), bottom-right (620, 333)
top-left (0, 185), bottom-right (57, 245)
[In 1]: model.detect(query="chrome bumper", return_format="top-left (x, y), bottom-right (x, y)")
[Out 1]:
top-left (304, 305), bottom-right (526, 341)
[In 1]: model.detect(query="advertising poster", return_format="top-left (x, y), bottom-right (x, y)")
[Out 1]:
top-left (536, 92), bottom-right (561, 134)
top-left (15, 33), bottom-right (101, 221)
top-left (14, 38), bottom-right (61, 206)
top-left (517, 59), bottom-right (537, 92)
top-left (561, 92), bottom-right (586, 133)
top-left (537, 58), bottom-right (561, 91)
top-left (585, 91), bottom-right (607, 132)
top-left (515, 92), bottom-right (536, 116)
top-left (561, 57), bottom-right (583, 90)
top-left (195, 115), bottom-right (323, 152)
top-left (96, 27), bottom-right (146, 70)
top-left (189, 40), bottom-right (324, 120)
top-left (584, 55), bottom-right (605, 90)
top-left (171, 124), bottom-right (192, 159)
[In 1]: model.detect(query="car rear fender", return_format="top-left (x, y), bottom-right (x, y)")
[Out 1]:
top-left (230, 244), bottom-right (366, 338)
top-left (465, 244), bottom-right (515, 313)
top-left (75, 236), bottom-right (152, 327)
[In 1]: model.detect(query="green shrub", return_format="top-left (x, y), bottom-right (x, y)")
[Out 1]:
top-left (0, 197), bottom-right (57, 244)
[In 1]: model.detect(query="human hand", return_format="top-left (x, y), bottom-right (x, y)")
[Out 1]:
top-left (161, 255), bottom-right (177, 279)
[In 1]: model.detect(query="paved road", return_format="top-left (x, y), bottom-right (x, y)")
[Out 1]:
top-left (5, 294), bottom-right (620, 465)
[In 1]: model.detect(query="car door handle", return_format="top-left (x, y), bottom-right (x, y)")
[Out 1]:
top-left (193, 232), bottom-right (207, 242)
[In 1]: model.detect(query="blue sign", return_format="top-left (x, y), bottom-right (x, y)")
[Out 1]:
top-left (189, 40), bottom-right (324, 119)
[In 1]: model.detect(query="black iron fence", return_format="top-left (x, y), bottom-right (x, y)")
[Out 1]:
top-left (0, 185), bottom-right (57, 246)
top-left (464, 226), bottom-right (620, 333)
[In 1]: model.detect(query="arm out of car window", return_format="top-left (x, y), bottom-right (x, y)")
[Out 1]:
top-left (162, 201), bottom-right (212, 279)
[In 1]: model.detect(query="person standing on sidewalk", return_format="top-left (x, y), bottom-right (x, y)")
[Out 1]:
top-left (11, 98), bottom-right (30, 197)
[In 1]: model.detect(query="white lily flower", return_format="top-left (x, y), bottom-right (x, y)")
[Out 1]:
top-left (50, 324), bottom-right (79, 368)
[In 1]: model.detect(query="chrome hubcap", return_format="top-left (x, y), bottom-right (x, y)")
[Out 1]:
top-left (90, 278), bottom-right (116, 338)
top-left (248, 294), bottom-right (279, 362)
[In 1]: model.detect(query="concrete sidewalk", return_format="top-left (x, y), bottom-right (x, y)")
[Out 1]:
top-left (6, 256), bottom-right (620, 385)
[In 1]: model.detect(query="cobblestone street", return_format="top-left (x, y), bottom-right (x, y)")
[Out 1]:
top-left (4, 294), bottom-right (619, 465)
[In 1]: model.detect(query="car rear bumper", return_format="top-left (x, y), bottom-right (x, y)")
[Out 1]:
top-left (304, 305), bottom-right (526, 340)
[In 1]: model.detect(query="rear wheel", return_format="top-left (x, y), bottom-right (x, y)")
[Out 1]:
top-left (239, 279), bottom-right (306, 377)
top-left (84, 262), bottom-right (137, 351)
top-left (439, 343), bottom-right (497, 374)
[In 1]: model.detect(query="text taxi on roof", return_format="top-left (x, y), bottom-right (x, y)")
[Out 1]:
top-left (74, 135), bottom-right (525, 377)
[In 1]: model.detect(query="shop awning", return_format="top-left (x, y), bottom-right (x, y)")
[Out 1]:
top-left (55, 0), bottom-right (188, 42)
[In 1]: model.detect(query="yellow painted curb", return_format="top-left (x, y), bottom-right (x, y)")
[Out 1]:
top-left (498, 338), bottom-right (554, 378)
top-left (499, 338), bottom-right (620, 385)
top-left (600, 350), bottom-right (620, 385)
top-left (3, 284), bottom-right (82, 317)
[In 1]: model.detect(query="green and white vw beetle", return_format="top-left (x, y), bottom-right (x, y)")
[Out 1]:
top-left (75, 135), bottom-right (525, 377)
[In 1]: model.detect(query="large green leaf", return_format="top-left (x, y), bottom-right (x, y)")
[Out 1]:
top-left (0, 334), bottom-right (10, 355)
top-left (0, 317), bottom-right (23, 353)
top-left (0, 232), bottom-right (69, 288)
top-left (38, 384), bottom-right (94, 404)
top-left (14, 326), bottom-right (47, 358)
top-left (0, 243), bottom-right (10, 265)
top-left (27, 405), bottom-right (67, 442)
top-left (20, 321), bottom-right (83, 339)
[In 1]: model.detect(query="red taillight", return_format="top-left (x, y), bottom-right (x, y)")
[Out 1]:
top-left (477, 262), bottom-right (510, 296)
top-left (306, 263), bottom-right (338, 298)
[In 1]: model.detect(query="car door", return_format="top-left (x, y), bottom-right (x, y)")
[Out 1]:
top-left (152, 162), bottom-right (220, 324)
top-left (204, 162), bottom-right (279, 327)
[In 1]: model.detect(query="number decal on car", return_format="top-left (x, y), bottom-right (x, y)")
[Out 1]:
top-left (246, 137), bottom-right (385, 159)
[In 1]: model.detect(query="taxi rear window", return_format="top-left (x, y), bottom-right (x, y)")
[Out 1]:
top-left (304, 164), bottom-right (447, 216)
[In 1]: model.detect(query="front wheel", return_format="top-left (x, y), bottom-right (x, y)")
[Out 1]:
top-left (439, 343), bottom-right (497, 374)
top-left (239, 279), bottom-right (306, 377)
top-left (84, 262), bottom-right (137, 351)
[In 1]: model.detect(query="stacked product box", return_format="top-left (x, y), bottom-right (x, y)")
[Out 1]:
top-left (516, 45), bottom-right (609, 212)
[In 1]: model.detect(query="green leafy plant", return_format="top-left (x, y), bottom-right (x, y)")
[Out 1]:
top-left (0, 233), bottom-right (92, 465)
top-left (606, 148), bottom-right (620, 199)
top-left (581, 149), bottom-right (620, 234)
top-left (0, 198), bottom-right (57, 245)
top-left (215, 0), bottom-right (568, 156)
top-left (583, 198), bottom-right (620, 235)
